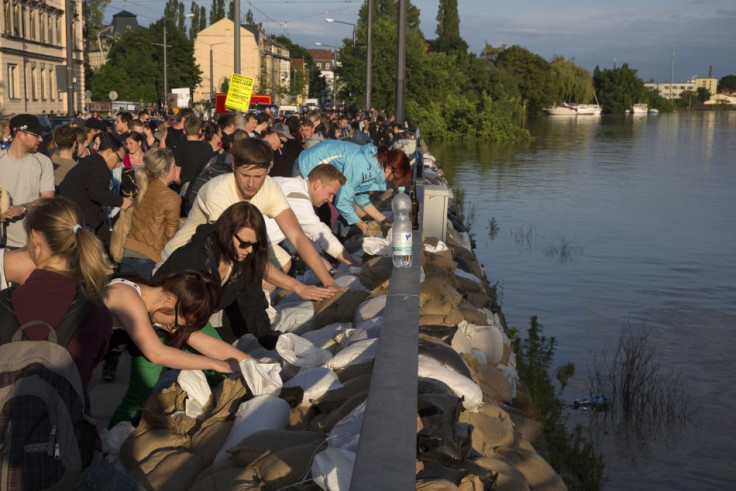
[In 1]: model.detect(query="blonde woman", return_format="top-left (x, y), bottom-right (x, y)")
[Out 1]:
top-left (119, 147), bottom-right (181, 279)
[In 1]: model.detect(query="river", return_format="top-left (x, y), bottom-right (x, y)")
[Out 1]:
top-left (430, 111), bottom-right (736, 489)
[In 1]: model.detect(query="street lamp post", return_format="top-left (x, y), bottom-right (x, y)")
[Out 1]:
top-left (315, 42), bottom-right (338, 109)
top-left (208, 41), bottom-right (231, 102)
top-left (325, 18), bottom-right (356, 52)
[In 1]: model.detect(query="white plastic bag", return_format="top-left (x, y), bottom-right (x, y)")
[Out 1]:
top-left (325, 339), bottom-right (378, 370)
top-left (283, 367), bottom-right (343, 405)
top-left (333, 274), bottom-right (368, 292)
top-left (214, 395), bottom-right (290, 463)
top-left (361, 236), bottom-right (390, 256)
top-left (177, 369), bottom-right (211, 418)
top-left (417, 356), bottom-right (483, 411)
top-left (457, 321), bottom-right (505, 366)
top-left (239, 359), bottom-right (282, 396)
top-left (423, 240), bottom-right (449, 253)
top-left (300, 322), bottom-right (353, 353)
top-left (328, 400), bottom-right (366, 453)
top-left (276, 332), bottom-right (333, 367)
top-left (312, 447), bottom-right (356, 491)
top-left (347, 317), bottom-right (383, 344)
top-left (101, 421), bottom-right (136, 464)
top-left (352, 296), bottom-right (387, 326)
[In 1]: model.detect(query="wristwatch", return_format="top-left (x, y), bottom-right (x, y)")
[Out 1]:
top-left (329, 267), bottom-right (338, 275)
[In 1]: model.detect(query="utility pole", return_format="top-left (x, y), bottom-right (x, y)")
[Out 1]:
top-left (395, 0), bottom-right (406, 123)
top-left (234, 0), bottom-right (240, 74)
top-left (163, 23), bottom-right (168, 107)
top-left (365, 0), bottom-right (373, 112)
top-left (65, 0), bottom-right (74, 116)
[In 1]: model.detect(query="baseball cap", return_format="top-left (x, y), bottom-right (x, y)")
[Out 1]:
top-left (271, 122), bottom-right (294, 140)
top-left (85, 117), bottom-right (107, 131)
top-left (9, 114), bottom-right (45, 136)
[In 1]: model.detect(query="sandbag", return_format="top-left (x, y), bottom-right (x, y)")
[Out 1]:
top-left (418, 357), bottom-right (483, 411)
top-left (252, 439), bottom-right (327, 489)
top-left (457, 321), bottom-right (505, 366)
top-left (313, 392), bottom-right (368, 433)
top-left (273, 298), bottom-right (315, 335)
top-left (314, 374), bottom-right (372, 413)
top-left (314, 288), bottom-right (370, 327)
top-left (283, 366), bottom-right (343, 405)
top-left (206, 376), bottom-right (249, 423)
top-left (422, 249), bottom-right (457, 273)
top-left (347, 316), bottom-right (383, 344)
top-left (417, 394), bottom-right (471, 468)
top-left (459, 406), bottom-right (516, 455)
top-left (327, 399), bottom-right (367, 453)
top-left (492, 445), bottom-right (566, 491)
top-left (127, 449), bottom-right (206, 491)
top-left (239, 360), bottom-right (282, 396)
top-left (213, 395), bottom-right (290, 464)
top-left (473, 456), bottom-right (530, 491)
top-left (137, 379), bottom-right (198, 435)
top-left (420, 310), bottom-right (465, 328)
top-left (508, 412), bottom-right (543, 443)
top-left (359, 256), bottom-right (393, 290)
top-left (226, 429), bottom-right (323, 467)
top-left (120, 428), bottom-right (190, 473)
top-left (417, 377), bottom-right (456, 397)
top-left (312, 447), bottom-right (356, 491)
top-left (335, 361), bottom-right (374, 383)
top-left (418, 325), bottom-right (458, 344)
top-left (462, 354), bottom-right (513, 404)
top-left (325, 338), bottom-right (378, 370)
top-left (418, 336), bottom-right (472, 379)
top-left (189, 461), bottom-right (261, 491)
top-left (352, 296), bottom-right (387, 326)
top-left (190, 420), bottom-right (234, 467)
top-left (299, 322), bottom-right (353, 353)
top-left (276, 333), bottom-right (333, 368)
top-left (458, 301), bottom-right (489, 326)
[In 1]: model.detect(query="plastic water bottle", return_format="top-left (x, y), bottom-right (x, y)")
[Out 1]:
top-left (392, 186), bottom-right (413, 268)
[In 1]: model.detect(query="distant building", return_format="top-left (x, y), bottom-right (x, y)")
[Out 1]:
top-left (88, 10), bottom-right (141, 70)
top-left (307, 48), bottom-right (335, 106)
top-left (0, 0), bottom-right (85, 115)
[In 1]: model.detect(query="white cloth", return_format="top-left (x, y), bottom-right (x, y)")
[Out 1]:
top-left (264, 176), bottom-right (346, 260)
top-left (160, 173), bottom-right (290, 261)
top-left (0, 249), bottom-right (6, 290)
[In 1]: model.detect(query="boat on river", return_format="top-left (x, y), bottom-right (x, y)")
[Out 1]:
top-left (631, 103), bottom-right (649, 114)
top-left (543, 102), bottom-right (602, 116)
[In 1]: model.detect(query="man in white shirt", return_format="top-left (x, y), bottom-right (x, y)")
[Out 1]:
top-left (161, 138), bottom-right (339, 300)
top-left (0, 115), bottom-right (55, 248)
top-left (267, 164), bottom-right (361, 273)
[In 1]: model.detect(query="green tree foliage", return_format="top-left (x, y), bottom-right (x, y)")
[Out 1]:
top-left (83, 0), bottom-right (111, 57)
top-left (273, 36), bottom-right (326, 99)
top-left (87, 17), bottom-right (201, 103)
top-left (593, 63), bottom-right (645, 114)
top-left (189, 2), bottom-right (200, 39)
top-left (210, 0), bottom-right (225, 24)
top-left (695, 87), bottom-right (711, 103)
top-left (645, 88), bottom-right (676, 112)
top-left (718, 75), bottom-right (736, 91)
top-left (494, 45), bottom-right (554, 112)
top-left (227, 2), bottom-right (235, 22)
top-left (549, 56), bottom-right (594, 104)
top-left (199, 6), bottom-right (207, 32)
top-left (245, 9), bottom-right (254, 24)
top-left (434, 0), bottom-right (468, 54)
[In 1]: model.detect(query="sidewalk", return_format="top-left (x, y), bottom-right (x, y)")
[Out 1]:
top-left (88, 353), bottom-right (131, 430)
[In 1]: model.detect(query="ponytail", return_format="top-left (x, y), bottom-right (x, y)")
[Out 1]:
top-left (25, 197), bottom-right (111, 301)
top-left (136, 147), bottom-right (174, 205)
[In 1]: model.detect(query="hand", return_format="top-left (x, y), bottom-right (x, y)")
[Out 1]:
top-left (355, 221), bottom-right (368, 235)
top-left (295, 283), bottom-right (340, 301)
top-left (2, 205), bottom-right (26, 219)
top-left (213, 359), bottom-right (237, 374)
top-left (120, 197), bottom-right (133, 210)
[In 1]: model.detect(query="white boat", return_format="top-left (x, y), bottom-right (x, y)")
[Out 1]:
top-left (544, 102), bottom-right (602, 116)
top-left (649, 108), bottom-right (659, 114)
top-left (631, 103), bottom-right (648, 114)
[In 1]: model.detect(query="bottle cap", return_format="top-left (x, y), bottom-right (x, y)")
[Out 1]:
top-left (398, 186), bottom-right (405, 192)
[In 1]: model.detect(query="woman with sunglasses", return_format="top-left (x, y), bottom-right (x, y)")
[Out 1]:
top-left (104, 269), bottom-right (254, 428)
top-left (154, 201), bottom-right (275, 347)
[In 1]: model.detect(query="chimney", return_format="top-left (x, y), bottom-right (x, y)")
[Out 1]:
top-left (709, 65), bottom-right (713, 78)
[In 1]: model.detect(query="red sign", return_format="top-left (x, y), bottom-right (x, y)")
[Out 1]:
top-left (215, 93), bottom-right (227, 114)
top-left (249, 94), bottom-right (272, 105)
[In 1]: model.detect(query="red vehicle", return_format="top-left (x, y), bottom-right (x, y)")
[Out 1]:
top-left (249, 94), bottom-right (272, 105)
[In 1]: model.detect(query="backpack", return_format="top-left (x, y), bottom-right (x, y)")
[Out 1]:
top-left (184, 152), bottom-right (233, 214)
top-left (0, 287), bottom-right (97, 490)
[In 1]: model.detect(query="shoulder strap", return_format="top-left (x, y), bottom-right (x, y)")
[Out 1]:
top-left (0, 287), bottom-right (19, 343)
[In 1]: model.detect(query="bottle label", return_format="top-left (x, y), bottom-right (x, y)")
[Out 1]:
top-left (393, 232), bottom-right (412, 255)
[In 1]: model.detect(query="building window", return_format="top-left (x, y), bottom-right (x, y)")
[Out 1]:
top-left (39, 12), bottom-right (45, 42)
top-left (3, 0), bottom-right (10, 33)
top-left (12, 2), bottom-right (19, 36)
top-left (29, 9), bottom-right (35, 40)
top-left (40, 67), bottom-right (46, 100)
top-left (31, 66), bottom-right (38, 99)
top-left (49, 67), bottom-right (54, 100)
top-left (56, 15), bottom-right (61, 44)
top-left (8, 64), bottom-right (19, 99)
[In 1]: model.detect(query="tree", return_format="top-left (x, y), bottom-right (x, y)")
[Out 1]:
top-left (718, 75), bottom-right (736, 91)
top-left (199, 6), bottom-right (207, 32)
top-left (245, 9), bottom-right (254, 24)
top-left (548, 56), bottom-right (594, 104)
top-left (696, 87), bottom-right (711, 103)
top-left (227, 2), bottom-right (235, 22)
top-left (210, 0), bottom-right (225, 24)
top-left (494, 45), bottom-right (554, 111)
top-left (273, 35), bottom-right (326, 99)
top-left (189, 1), bottom-right (200, 39)
top-left (593, 63), bottom-right (645, 114)
top-left (434, 0), bottom-right (468, 54)
top-left (83, 0), bottom-right (112, 58)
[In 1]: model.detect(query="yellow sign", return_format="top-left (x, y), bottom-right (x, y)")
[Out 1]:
top-left (224, 74), bottom-right (255, 112)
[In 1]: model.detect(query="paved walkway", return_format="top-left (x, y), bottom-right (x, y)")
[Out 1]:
top-left (88, 353), bottom-right (131, 430)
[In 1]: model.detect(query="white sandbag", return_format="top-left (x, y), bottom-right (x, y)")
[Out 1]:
top-left (300, 322), bottom-right (353, 353)
top-left (417, 357), bottom-right (483, 411)
top-left (455, 268), bottom-right (482, 285)
top-left (283, 367), bottom-right (343, 405)
top-left (328, 400), bottom-right (366, 453)
top-left (239, 359), bottom-right (282, 396)
top-left (233, 334), bottom-right (280, 360)
top-left (276, 333), bottom-right (333, 368)
top-left (333, 274), bottom-right (368, 293)
top-left (312, 447), bottom-right (356, 491)
top-left (450, 327), bottom-right (472, 355)
top-left (273, 298), bottom-right (315, 335)
top-left (213, 395), bottom-right (290, 464)
top-left (497, 363), bottom-right (519, 398)
top-left (470, 348), bottom-right (488, 365)
top-left (352, 296), bottom-right (387, 326)
top-left (362, 236), bottom-right (390, 256)
top-left (177, 369), bottom-right (211, 418)
top-left (325, 339), bottom-right (378, 370)
top-left (458, 321), bottom-right (505, 366)
top-left (347, 317), bottom-right (383, 344)
top-left (424, 240), bottom-right (449, 253)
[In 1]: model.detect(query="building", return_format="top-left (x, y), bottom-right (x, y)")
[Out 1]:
top-left (308, 48), bottom-right (335, 106)
top-left (644, 80), bottom-right (697, 99)
top-left (88, 10), bottom-right (140, 70)
top-left (192, 19), bottom-right (290, 105)
top-left (0, 0), bottom-right (85, 115)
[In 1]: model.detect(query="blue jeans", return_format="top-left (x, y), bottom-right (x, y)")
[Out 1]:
top-left (119, 256), bottom-right (155, 280)
top-left (76, 452), bottom-right (138, 490)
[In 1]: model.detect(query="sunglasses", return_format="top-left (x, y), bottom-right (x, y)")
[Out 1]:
top-left (234, 233), bottom-right (259, 250)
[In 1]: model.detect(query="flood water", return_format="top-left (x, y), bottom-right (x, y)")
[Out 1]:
top-left (431, 112), bottom-right (736, 489)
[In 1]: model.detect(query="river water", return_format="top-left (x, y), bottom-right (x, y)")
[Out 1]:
top-left (431, 111), bottom-right (736, 489)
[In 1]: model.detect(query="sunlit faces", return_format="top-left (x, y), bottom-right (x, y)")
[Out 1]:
top-left (232, 226), bottom-right (258, 262)
top-left (19, 130), bottom-right (43, 152)
top-left (262, 132), bottom-right (285, 151)
top-left (233, 164), bottom-right (269, 201)
top-left (125, 136), bottom-right (141, 153)
top-left (310, 178), bottom-right (341, 207)
top-left (300, 123), bottom-right (314, 140)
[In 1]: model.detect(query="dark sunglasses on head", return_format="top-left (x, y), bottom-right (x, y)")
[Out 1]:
top-left (234, 233), bottom-right (259, 250)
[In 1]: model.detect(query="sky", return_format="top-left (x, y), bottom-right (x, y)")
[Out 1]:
top-left (106, 0), bottom-right (736, 82)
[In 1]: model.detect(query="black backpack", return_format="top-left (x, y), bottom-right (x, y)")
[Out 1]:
top-left (184, 152), bottom-right (233, 214)
top-left (0, 287), bottom-right (97, 490)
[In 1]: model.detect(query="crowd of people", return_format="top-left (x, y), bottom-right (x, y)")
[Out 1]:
top-left (0, 106), bottom-right (412, 488)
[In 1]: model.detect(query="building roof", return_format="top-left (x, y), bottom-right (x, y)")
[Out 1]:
top-left (307, 49), bottom-right (334, 61)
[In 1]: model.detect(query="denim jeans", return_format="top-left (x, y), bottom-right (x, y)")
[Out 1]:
top-left (119, 256), bottom-right (155, 280)
top-left (76, 452), bottom-right (138, 490)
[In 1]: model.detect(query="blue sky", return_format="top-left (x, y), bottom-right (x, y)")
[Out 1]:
top-left (107, 0), bottom-right (735, 82)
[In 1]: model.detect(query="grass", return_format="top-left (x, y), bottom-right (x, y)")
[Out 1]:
top-left (544, 235), bottom-right (584, 264)
top-left (511, 224), bottom-right (537, 252)
top-left (488, 217), bottom-right (500, 239)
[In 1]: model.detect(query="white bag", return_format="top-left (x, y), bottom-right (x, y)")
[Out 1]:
top-left (457, 321), bottom-right (505, 366)
top-left (325, 339), bottom-right (378, 370)
top-left (283, 367), bottom-right (343, 405)
top-left (300, 322), bottom-right (353, 353)
top-left (333, 274), bottom-right (368, 292)
top-left (328, 400), bottom-right (366, 453)
top-left (312, 447), bottom-right (356, 491)
top-left (417, 357), bottom-right (483, 411)
top-left (276, 332), bottom-right (333, 367)
top-left (352, 296), bottom-right (387, 326)
top-left (177, 369), bottom-right (211, 418)
top-left (238, 359), bottom-right (282, 396)
top-left (361, 236), bottom-right (390, 256)
top-left (347, 317), bottom-right (383, 344)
